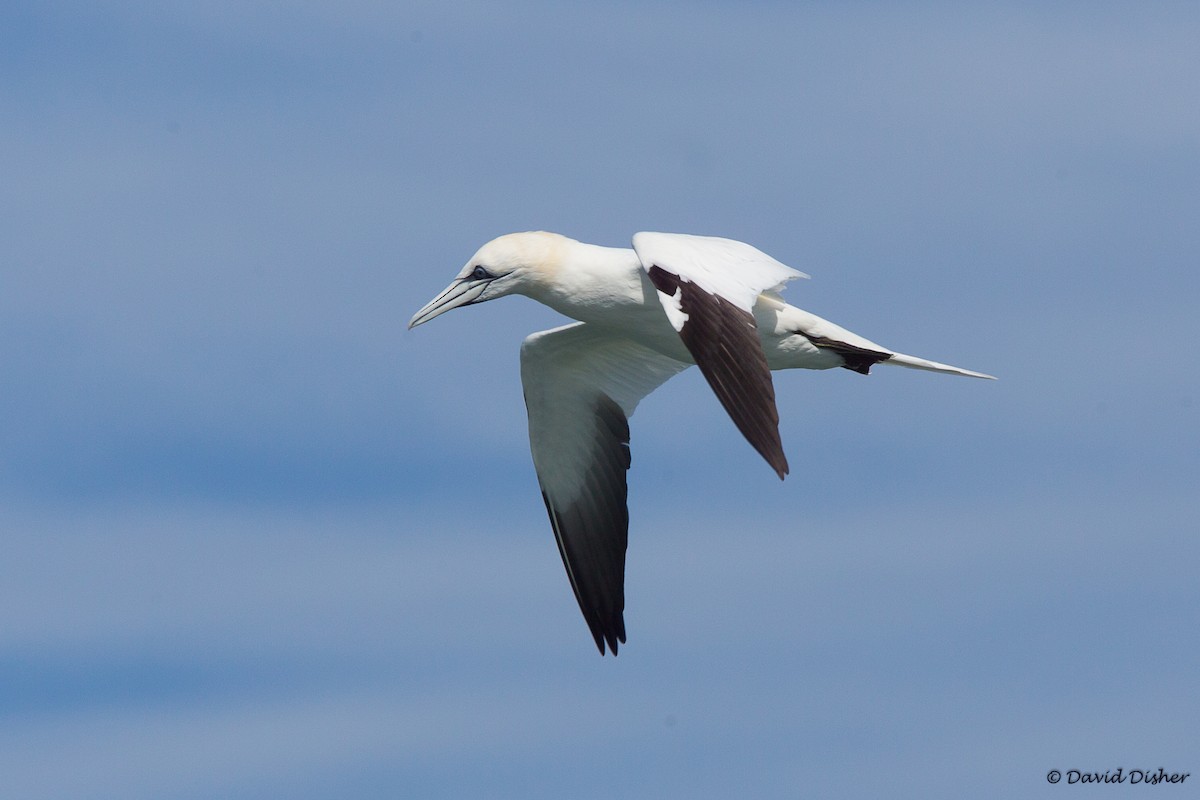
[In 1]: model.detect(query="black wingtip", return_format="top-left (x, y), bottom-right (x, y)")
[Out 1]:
top-left (797, 331), bottom-right (892, 376)
top-left (746, 422), bottom-right (788, 480)
top-left (764, 445), bottom-right (789, 480)
top-left (650, 264), bottom-right (792, 485)
top-left (588, 617), bottom-right (626, 656)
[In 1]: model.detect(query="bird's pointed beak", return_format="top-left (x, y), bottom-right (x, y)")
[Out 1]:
top-left (408, 277), bottom-right (488, 329)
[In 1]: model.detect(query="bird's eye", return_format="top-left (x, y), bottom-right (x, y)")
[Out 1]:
top-left (471, 265), bottom-right (493, 280)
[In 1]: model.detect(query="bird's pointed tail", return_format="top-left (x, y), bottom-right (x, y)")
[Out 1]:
top-left (883, 352), bottom-right (996, 380)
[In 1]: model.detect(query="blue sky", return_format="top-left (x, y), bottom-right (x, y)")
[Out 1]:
top-left (2, 2), bottom-right (1197, 797)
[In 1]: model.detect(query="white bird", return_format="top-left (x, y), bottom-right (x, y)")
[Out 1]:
top-left (409, 231), bottom-right (993, 654)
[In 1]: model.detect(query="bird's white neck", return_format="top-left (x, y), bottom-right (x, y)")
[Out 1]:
top-left (525, 240), bottom-right (652, 327)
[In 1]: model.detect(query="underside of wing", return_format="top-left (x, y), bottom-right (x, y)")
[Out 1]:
top-left (520, 323), bottom-right (688, 655)
top-left (633, 232), bottom-right (798, 479)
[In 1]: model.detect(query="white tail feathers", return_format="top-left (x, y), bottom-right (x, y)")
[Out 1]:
top-left (884, 352), bottom-right (996, 380)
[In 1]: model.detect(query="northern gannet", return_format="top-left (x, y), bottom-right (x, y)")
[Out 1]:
top-left (409, 231), bottom-right (993, 654)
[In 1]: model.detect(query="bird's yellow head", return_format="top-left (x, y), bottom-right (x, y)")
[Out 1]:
top-left (408, 231), bottom-right (569, 329)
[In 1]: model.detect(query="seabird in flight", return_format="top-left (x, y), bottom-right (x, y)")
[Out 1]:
top-left (409, 231), bottom-right (993, 654)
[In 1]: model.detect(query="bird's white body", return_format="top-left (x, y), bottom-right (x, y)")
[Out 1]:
top-left (445, 231), bottom-right (986, 377)
top-left (409, 230), bottom-right (993, 655)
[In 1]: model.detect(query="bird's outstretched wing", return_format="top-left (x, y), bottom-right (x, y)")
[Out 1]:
top-left (520, 322), bottom-right (689, 655)
top-left (632, 232), bottom-right (806, 479)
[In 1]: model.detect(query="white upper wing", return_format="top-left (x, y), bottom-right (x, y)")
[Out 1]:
top-left (520, 322), bottom-right (689, 655)
top-left (632, 232), bottom-right (807, 318)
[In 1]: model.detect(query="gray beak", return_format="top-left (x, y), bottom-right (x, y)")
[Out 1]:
top-left (408, 278), bottom-right (489, 329)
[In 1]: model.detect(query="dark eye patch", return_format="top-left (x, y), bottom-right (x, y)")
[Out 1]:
top-left (471, 265), bottom-right (493, 280)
